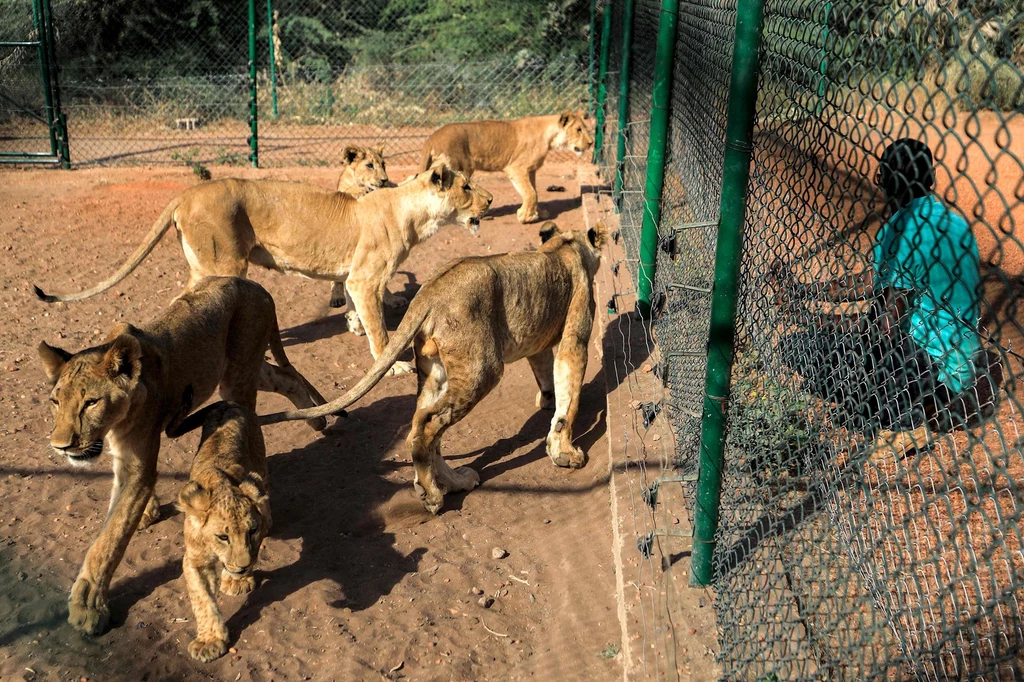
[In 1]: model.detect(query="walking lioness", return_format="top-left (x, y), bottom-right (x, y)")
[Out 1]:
top-left (419, 111), bottom-right (593, 223)
top-left (261, 221), bottom-right (607, 513)
top-left (34, 163), bottom-right (493, 372)
top-left (37, 277), bottom-right (325, 635)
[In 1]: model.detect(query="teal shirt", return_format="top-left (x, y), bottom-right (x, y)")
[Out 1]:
top-left (872, 195), bottom-right (981, 393)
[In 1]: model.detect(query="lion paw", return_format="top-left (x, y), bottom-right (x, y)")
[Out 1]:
top-left (220, 573), bottom-right (255, 596)
top-left (453, 465), bottom-right (481, 491)
top-left (328, 294), bottom-right (347, 309)
top-left (307, 416), bottom-right (328, 432)
top-left (68, 578), bottom-right (110, 635)
top-left (536, 390), bottom-right (556, 410)
top-left (345, 310), bottom-right (365, 336)
top-left (383, 292), bottom-right (408, 309)
top-left (388, 361), bottom-right (415, 376)
top-left (189, 637), bottom-right (228, 662)
top-left (549, 443), bottom-right (586, 469)
top-left (517, 207), bottom-right (541, 224)
top-left (137, 495), bottom-right (161, 530)
top-left (413, 480), bottom-right (444, 515)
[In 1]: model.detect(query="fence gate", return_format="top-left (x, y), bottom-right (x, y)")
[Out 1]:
top-left (0, 0), bottom-right (69, 167)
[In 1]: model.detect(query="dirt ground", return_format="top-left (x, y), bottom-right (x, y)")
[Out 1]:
top-left (0, 162), bottom-right (625, 681)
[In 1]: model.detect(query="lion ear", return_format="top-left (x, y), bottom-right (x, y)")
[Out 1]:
top-left (102, 334), bottom-right (142, 387)
top-left (575, 108), bottom-right (586, 120)
top-left (559, 111), bottom-right (572, 127)
top-left (38, 341), bottom-right (72, 385)
top-left (177, 481), bottom-right (211, 516)
top-left (371, 143), bottom-right (385, 158)
top-left (239, 472), bottom-right (268, 504)
top-left (587, 221), bottom-right (609, 249)
top-left (430, 163), bottom-right (455, 192)
top-left (539, 222), bottom-right (560, 243)
top-left (343, 146), bottom-right (362, 165)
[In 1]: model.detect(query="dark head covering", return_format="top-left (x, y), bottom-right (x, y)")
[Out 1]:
top-left (877, 138), bottom-right (935, 207)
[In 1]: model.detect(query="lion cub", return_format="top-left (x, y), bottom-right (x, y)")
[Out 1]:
top-left (169, 401), bottom-right (270, 662)
top-left (419, 111), bottom-right (593, 223)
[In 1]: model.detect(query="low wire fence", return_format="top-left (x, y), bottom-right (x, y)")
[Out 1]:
top-left (597, 0), bottom-right (1024, 678)
top-left (0, 0), bottom-right (593, 167)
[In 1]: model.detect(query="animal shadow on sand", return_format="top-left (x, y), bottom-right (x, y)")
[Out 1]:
top-left (221, 393), bottom-right (426, 640)
top-left (486, 196), bottom-right (582, 222)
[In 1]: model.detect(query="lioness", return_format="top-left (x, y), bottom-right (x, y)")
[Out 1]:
top-left (419, 111), bottom-right (593, 224)
top-left (34, 164), bottom-right (493, 374)
top-left (332, 143), bottom-right (389, 309)
top-left (261, 221), bottom-right (608, 513)
top-left (37, 276), bottom-right (325, 635)
top-left (168, 401), bottom-right (270, 662)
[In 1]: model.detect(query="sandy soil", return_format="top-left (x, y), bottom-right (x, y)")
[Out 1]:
top-left (0, 162), bottom-right (624, 681)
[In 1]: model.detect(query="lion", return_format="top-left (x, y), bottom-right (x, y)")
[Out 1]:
top-left (331, 143), bottom-right (389, 308)
top-left (37, 276), bottom-right (325, 636)
top-left (419, 110), bottom-right (593, 224)
top-left (336, 143), bottom-right (388, 195)
top-left (260, 221), bottom-right (608, 514)
top-left (167, 401), bottom-right (270, 662)
top-left (34, 163), bottom-right (493, 375)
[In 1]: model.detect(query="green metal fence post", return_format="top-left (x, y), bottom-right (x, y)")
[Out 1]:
top-left (635, 0), bottom-right (679, 318)
top-left (30, 0), bottom-right (57, 160)
top-left (40, 0), bottom-right (69, 167)
top-left (612, 0), bottom-right (635, 209)
top-left (267, 0), bottom-right (278, 118)
top-left (589, 0), bottom-right (598, 119)
top-left (248, 0), bottom-right (259, 167)
top-left (689, 0), bottom-right (766, 587)
top-left (592, 0), bottom-right (614, 165)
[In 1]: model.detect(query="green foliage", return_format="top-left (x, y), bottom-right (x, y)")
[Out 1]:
top-left (599, 643), bottom-right (620, 659)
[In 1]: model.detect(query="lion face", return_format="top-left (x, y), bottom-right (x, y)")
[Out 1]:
top-left (555, 110), bottom-right (594, 157)
top-left (339, 144), bottom-right (389, 195)
top-left (37, 335), bottom-right (142, 467)
top-left (179, 475), bottom-right (269, 575)
top-left (420, 163), bottom-right (493, 234)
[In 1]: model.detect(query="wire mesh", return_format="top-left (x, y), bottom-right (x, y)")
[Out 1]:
top-left (0, 0), bottom-right (54, 159)
top-left (604, 0), bottom-right (1024, 678)
top-left (2, 0), bottom-right (594, 167)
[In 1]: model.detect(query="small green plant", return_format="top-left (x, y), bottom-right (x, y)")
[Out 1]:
top-left (171, 147), bottom-right (211, 180)
top-left (212, 147), bottom-right (246, 166)
top-left (599, 643), bottom-right (620, 659)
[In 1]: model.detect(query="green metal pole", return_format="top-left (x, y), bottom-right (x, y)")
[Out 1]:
top-left (30, 0), bottom-right (57, 160)
top-left (41, 0), bottom-right (69, 167)
top-left (589, 0), bottom-right (598, 119)
top-left (635, 0), bottom-right (679, 318)
top-left (248, 0), bottom-right (259, 167)
top-left (612, 0), bottom-right (635, 209)
top-left (592, 0), bottom-right (613, 165)
top-left (689, 0), bottom-right (766, 587)
top-left (814, 1), bottom-right (830, 117)
top-left (267, 0), bottom-right (278, 118)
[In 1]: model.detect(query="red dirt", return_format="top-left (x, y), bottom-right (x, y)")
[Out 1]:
top-left (0, 163), bottom-right (624, 681)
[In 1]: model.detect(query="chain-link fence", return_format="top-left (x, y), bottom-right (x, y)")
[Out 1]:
top-left (598, 0), bottom-right (1024, 678)
top-left (0, 0), bottom-right (594, 167)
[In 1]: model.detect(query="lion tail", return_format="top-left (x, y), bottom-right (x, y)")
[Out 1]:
top-left (34, 198), bottom-right (180, 303)
top-left (258, 300), bottom-right (431, 426)
top-left (266, 317), bottom-right (328, 407)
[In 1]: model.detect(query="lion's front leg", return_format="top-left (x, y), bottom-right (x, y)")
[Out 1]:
top-left (328, 280), bottom-right (348, 309)
top-left (183, 553), bottom-right (228, 662)
top-left (507, 166), bottom-right (540, 224)
top-left (347, 277), bottom-right (413, 374)
top-left (546, 338), bottom-right (588, 469)
top-left (70, 438), bottom-right (159, 635)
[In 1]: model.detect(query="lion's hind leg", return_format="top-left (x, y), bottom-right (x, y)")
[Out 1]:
top-left (407, 346), bottom-right (497, 513)
top-left (257, 362), bottom-right (328, 432)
